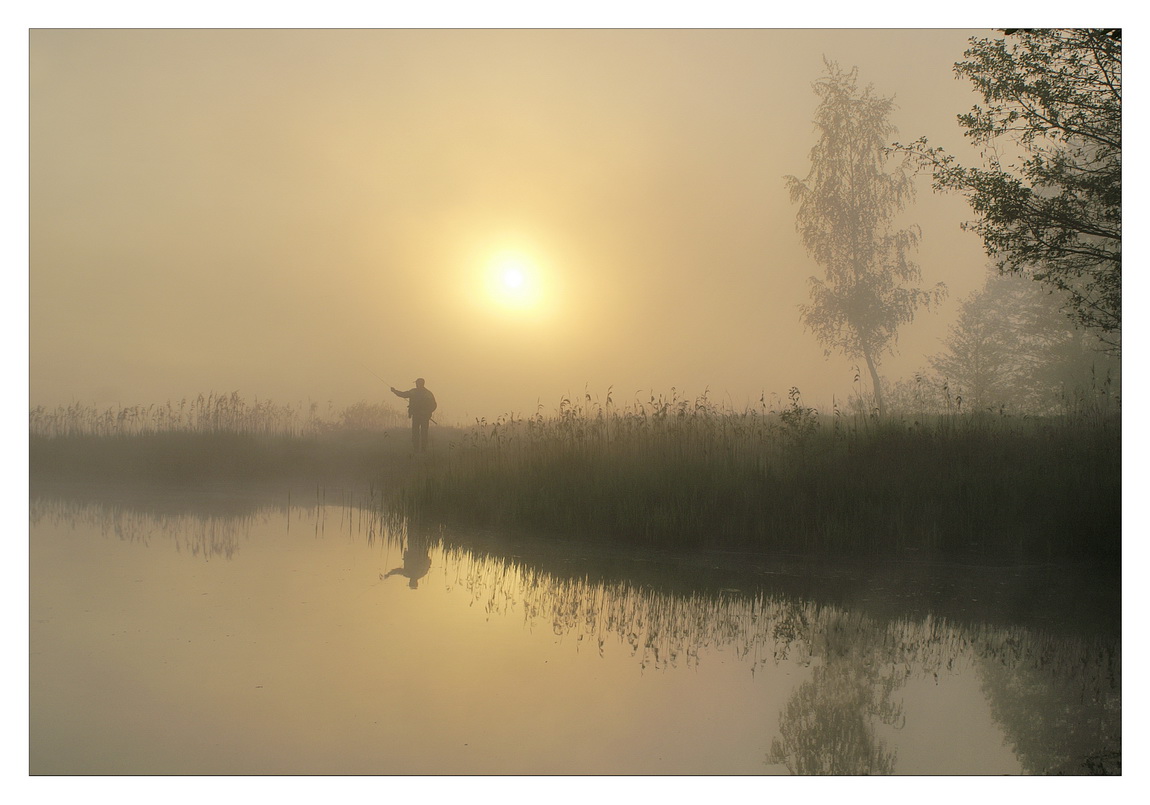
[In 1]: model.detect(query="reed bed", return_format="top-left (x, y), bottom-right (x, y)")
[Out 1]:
top-left (30, 387), bottom-right (1120, 561)
top-left (29, 392), bottom-right (408, 437)
top-left (395, 388), bottom-right (1120, 561)
top-left (29, 393), bottom-right (424, 485)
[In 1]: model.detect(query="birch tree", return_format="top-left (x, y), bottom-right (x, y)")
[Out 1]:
top-left (787, 62), bottom-right (944, 417)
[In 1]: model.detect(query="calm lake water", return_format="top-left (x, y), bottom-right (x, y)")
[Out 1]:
top-left (29, 485), bottom-right (1121, 775)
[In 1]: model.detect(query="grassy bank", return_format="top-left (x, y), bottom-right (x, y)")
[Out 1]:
top-left (393, 391), bottom-right (1120, 562)
top-left (28, 390), bottom-right (1121, 562)
top-left (28, 393), bottom-right (457, 486)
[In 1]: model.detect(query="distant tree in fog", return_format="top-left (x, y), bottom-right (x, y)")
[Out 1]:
top-left (928, 270), bottom-right (1119, 412)
top-left (787, 61), bottom-right (945, 417)
top-left (901, 29), bottom-right (1121, 354)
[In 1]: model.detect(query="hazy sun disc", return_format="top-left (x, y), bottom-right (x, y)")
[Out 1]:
top-left (502, 267), bottom-right (525, 289)
top-left (486, 253), bottom-right (543, 312)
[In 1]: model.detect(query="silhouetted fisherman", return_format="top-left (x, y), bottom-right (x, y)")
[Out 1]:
top-left (390, 377), bottom-right (437, 452)
top-left (382, 541), bottom-right (433, 589)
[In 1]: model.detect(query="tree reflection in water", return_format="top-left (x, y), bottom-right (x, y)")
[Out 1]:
top-left (977, 627), bottom-right (1121, 774)
top-left (767, 610), bottom-right (904, 774)
top-left (446, 543), bottom-right (1120, 775)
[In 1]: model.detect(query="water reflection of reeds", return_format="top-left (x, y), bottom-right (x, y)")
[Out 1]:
top-left (29, 496), bottom-right (273, 560)
top-left (28, 485), bottom-right (405, 560)
top-left (441, 542), bottom-right (1120, 774)
top-left (442, 542), bottom-right (1071, 677)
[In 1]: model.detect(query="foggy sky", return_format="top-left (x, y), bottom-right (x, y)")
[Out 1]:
top-left (30, 28), bottom-right (995, 422)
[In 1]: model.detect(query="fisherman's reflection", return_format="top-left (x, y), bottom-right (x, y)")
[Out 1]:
top-left (382, 538), bottom-right (432, 589)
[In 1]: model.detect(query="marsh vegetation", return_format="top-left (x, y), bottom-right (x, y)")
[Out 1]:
top-left (395, 387), bottom-right (1119, 562)
top-left (29, 392), bottom-right (461, 485)
top-left (30, 385), bottom-right (1119, 564)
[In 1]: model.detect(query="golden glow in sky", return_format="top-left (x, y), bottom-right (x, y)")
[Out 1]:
top-left (28, 29), bottom-right (997, 421)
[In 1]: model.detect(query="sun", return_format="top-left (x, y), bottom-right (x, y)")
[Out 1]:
top-left (486, 252), bottom-right (543, 312)
top-left (502, 267), bottom-right (525, 290)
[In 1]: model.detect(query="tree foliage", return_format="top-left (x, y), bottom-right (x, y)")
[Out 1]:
top-left (787, 62), bottom-right (944, 416)
top-left (902, 29), bottom-right (1121, 352)
top-left (928, 270), bottom-right (1119, 413)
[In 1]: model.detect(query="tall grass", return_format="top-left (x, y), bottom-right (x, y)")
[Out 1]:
top-left (394, 388), bottom-right (1120, 562)
top-left (29, 393), bottom-right (422, 485)
top-left (29, 392), bottom-right (409, 437)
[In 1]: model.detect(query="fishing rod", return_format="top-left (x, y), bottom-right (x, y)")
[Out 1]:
top-left (362, 366), bottom-right (394, 388)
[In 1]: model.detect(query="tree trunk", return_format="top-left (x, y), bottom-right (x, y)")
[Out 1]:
top-left (862, 346), bottom-right (886, 417)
